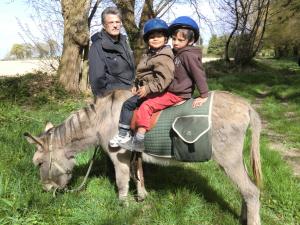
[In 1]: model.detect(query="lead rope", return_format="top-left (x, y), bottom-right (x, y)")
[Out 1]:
top-left (52, 146), bottom-right (99, 197)
top-left (66, 146), bottom-right (100, 193)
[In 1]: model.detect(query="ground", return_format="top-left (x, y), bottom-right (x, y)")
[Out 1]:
top-left (0, 59), bottom-right (58, 76)
top-left (253, 98), bottom-right (300, 178)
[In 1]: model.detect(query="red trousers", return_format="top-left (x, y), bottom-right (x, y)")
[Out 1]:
top-left (136, 91), bottom-right (183, 131)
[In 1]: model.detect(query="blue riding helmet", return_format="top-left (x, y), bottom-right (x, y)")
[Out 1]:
top-left (143, 18), bottom-right (169, 42)
top-left (168, 16), bottom-right (200, 43)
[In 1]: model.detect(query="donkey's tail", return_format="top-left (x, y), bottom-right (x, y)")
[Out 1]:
top-left (249, 106), bottom-right (263, 188)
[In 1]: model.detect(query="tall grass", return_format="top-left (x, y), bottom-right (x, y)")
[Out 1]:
top-left (0, 60), bottom-right (299, 225)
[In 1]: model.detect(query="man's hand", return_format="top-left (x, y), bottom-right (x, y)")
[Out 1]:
top-left (192, 97), bottom-right (208, 108)
top-left (136, 86), bottom-right (147, 98)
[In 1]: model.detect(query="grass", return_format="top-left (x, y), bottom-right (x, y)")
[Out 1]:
top-left (0, 60), bottom-right (300, 225)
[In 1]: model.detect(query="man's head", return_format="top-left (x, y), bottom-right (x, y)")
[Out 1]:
top-left (101, 7), bottom-right (122, 39)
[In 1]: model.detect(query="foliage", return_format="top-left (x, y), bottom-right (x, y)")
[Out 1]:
top-left (207, 34), bottom-right (238, 58)
top-left (212, 0), bottom-right (271, 65)
top-left (0, 59), bottom-right (300, 224)
top-left (9, 44), bottom-right (30, 59)
top-left (207, 35), bottom-right (225, 57)
top-left (264, 0), bottom-right (300, 58)
top-left (8, 41), bottom-right (60, 60)
top-left (0, 72), bottom-right (81, 107)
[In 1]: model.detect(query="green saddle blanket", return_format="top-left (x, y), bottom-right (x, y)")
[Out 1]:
top-left (144, 92), bottom-right (214, 162)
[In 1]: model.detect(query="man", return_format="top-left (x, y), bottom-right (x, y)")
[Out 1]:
top-left (88, 7), bottom-right (135, 96)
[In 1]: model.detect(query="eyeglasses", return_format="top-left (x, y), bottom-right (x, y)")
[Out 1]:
top-left (105, 21), bottom-right (122, 26)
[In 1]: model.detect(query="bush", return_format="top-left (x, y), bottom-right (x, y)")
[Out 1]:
top-left (0, 72), bottom-right (82, 107)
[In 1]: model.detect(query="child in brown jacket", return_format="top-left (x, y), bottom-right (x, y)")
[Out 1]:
top-left (109, 18), bottom-right (184, 151)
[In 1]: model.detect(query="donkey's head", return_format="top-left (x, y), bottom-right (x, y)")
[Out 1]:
top-left (24, 122), bottom-right (76, 191)
top-left (24, 90), bottom-right (132, 191)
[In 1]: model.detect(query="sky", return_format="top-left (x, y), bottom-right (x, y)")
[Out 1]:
top-left (0, 1), bottom-right (34, 59)
top-left (0, 1), bottom-right (216, 60)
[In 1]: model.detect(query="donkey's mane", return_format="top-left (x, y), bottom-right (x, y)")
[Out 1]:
top-left (45, 89), bottom-right (132, 148)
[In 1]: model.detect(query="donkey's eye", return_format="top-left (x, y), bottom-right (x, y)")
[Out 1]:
top-left (38, 162), bottom-right (43, 167)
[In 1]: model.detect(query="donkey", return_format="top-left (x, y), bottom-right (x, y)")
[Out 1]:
top-left (25, 90), bottom-right (262, 225)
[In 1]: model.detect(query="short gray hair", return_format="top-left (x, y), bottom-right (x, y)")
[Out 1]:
top-left (101, 7), bottom-right (122, 24)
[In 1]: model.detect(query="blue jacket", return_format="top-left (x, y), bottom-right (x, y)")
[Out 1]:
top-left (88, 30), bottom-right (135, 96)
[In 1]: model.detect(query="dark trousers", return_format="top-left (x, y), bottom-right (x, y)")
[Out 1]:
top-left (119, 95), bottom-right (144, 129)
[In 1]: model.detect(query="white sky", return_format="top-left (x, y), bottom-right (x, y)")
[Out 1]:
top-left (0, 1), bottom-right (30, 59)
top-left (0, 1), bottom-right (216, 60)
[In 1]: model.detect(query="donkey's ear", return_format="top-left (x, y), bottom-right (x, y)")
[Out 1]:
top-left (44, 121), bottom-right (54, 132)
top-left (24, 132), bottom-right (43, 147)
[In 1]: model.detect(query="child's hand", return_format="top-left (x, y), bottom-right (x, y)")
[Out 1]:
top-left (131, 87), bottom-right (137, 95)
top-left (192, 97), bottom-right (208, 108)
top-left (137, 86), bottom-right (147, 98)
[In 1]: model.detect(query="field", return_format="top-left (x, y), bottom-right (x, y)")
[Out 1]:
top-left (0, 59), bottom-right (299, 225)
top-left (0, 60), bottom-right (58, 77)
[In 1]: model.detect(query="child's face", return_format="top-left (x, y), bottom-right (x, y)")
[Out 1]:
top-left (172, 32), bottom-right (190, 51)
top-left (148, 32), bottom-right (166, 49)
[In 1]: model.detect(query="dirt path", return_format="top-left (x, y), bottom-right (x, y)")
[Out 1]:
top-left (253, 98), bottom-right (300, 178)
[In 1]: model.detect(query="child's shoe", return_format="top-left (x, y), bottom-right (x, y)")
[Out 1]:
top-left (109, 133), bottom-right (132, 147)
top-left (119, 136), bottom-right (145, 152)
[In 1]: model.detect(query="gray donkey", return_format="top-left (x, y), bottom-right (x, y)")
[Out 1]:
top-left (25, 90), bottom-right (262, 225)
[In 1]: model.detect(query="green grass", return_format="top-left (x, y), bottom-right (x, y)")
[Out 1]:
top-left (0, 60), bottom-right (300, 225)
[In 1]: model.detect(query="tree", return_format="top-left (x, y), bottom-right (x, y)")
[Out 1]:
top-left (24, 44), bottom-right (34, 58)
top-left (35, 42), bottom-right (50, 58)
top-left (47, 39), bottom-right (60, 57)
top-left (10, 44), bottom-right (27, 59)
top-left (57, 0), bottom-right (92, 92)
top-left (211, 0), bottom-right (271, 65)
top-left (264, 0), bottom-right (300, 58)
top-left (9, 42), bottom-right (58, 59)
top-left (112, 0), bottom-right (177, 63)
top-left (24, 0), bottom-right (208, 92)
top-left (207, 34), bottom-right (226, 57)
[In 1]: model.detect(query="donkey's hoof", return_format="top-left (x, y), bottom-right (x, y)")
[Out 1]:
top-left (118, 195), bottom-right (130, 207)
top-left (137, 190), bottom-right (148, 202)
top-left (118, 198), bottom-right (129, 207)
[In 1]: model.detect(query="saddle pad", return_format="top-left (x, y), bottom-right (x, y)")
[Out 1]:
top-left (144, 92), bottom-right (213, 158)
top-left (172, 115), bottom-right (210, 143)
top-left (172, 116), bottom-right (212, 162)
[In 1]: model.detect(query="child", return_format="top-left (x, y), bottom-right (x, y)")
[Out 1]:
top-left (167, 16), bottom-right (209, 108)
top-left (109, 18), bottom-right (184, 151)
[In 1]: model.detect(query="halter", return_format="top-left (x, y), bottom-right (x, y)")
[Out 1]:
top-left (48, 131), bottom-right (71, 180)
top-left (46, 130), bottom-right (99, 197)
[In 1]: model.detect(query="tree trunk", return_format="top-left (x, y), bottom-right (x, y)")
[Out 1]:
top-left (233, 0), bottom-right (270, 66)
top-left (79, 44), bottom-right (90, 94)
top-left (58, 0), bottom-right (90, 92)
top-left (225, 0), bottom-right (238, 62)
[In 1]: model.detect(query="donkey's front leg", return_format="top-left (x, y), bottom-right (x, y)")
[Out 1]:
top-left (109, 150), bottom-right (131, 201)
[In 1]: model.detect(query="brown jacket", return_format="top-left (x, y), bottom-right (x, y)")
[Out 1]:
top-left (135, 45), bottom-right (174, 95)
top-left (168, 46), bottom-right (208, 99)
